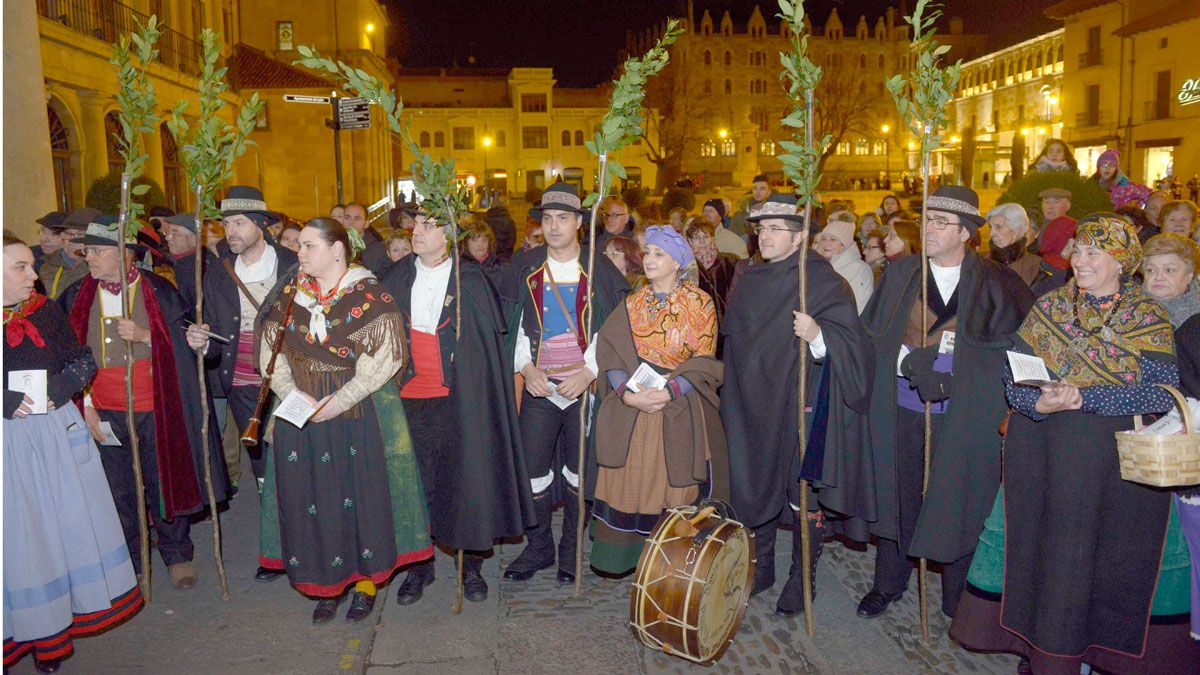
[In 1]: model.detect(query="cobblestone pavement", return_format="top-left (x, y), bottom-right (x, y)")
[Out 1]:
top-left (10, 494), bottom-right (1020, 674)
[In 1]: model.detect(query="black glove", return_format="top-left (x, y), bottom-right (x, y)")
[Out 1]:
top-left (900, 344), bottom-right (939, 379)
top-left (909, 370), bottom-right (952, 403)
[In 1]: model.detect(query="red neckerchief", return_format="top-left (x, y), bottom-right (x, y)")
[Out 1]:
top-left (172, 248), bottom-right (197, 262)
top-left (97, 265), bottom-right (141, 295)
top-left (297, 269), bottom-right (349, 306)
top-left (3, 292), bottom-right (48, 348)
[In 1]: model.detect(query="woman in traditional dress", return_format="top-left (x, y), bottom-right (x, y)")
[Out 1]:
top-left (257, 218), bottom-right (432, 624)
top-left (3, 236), bottom-right (142, 672)
top-left (590, 226), bottom-right (726, 575)
top-left (950, 214), bottom-right (1200, 673)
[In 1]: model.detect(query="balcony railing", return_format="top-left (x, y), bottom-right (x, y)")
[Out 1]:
top-left (37, 0), bottom-right (216, 78)
top-left (1077, 50), bottom-right (1103, 68)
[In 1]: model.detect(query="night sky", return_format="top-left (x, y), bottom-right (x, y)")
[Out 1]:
top-left (387, 0), bottom-right (1063, 87)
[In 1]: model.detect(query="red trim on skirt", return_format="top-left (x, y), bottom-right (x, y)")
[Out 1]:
top-left (259, 546), bottom-right (435, 597)
top-left (3, 586), bottom-right (143, 666)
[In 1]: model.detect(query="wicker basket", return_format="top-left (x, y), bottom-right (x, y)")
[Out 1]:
top-left (1116, 384), bottom-right (1200, 487)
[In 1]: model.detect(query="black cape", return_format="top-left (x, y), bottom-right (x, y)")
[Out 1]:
top-left (858, 251), bottom-right (1033, 561)
top-left (382, 257), bottom-right (536, 550)
top-left (59, 272), bottom-right (231, 512)
top-left (720, 249), bottom-right (874, 529)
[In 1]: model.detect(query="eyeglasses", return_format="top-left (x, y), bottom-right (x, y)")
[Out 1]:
top-left (604, 250), bottom-right (625, 257)
top-left (82, 247), bottom-right (114, 257)
top-left (603, 212), bottom-right (628, 219)
top-left (923, 216), bottom-right (959, 231)
top-left (866, 244), bottom-right (884, 251)
top-left (753, 224), bottom-right (799, 235)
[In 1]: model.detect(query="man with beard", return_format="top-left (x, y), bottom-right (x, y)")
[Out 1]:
top-left (184, 186), bottom-right (297, 582)
top-left (721, 193), bottom-right (874, 617)
top-left (852, 186), bottom-right (1035, 620)
top-left (382, 206), bottom-right (534, 604)
top-left (499, 183), bottom-right (628, 583)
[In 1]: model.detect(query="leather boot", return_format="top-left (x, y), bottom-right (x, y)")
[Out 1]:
top-left (751, 521), bottom-right (777, 596)
top-left (395, 559), bottom-right (435, 605)
top-left (776, 511), bottom-right (823, 616)
top-left (463, 553), bottom-right (488, 602)
top-left (504, 493), bottom-right (556, 581)
top-left (557, 488), bottom-right (590, 583)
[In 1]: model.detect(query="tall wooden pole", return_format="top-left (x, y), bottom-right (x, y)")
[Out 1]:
top-left (917, 126), bottom-right (933, 643)
top-left (194, 184), bottom-right (229, 600)
top-left (574, 153), bottom-right (610, 597)
top-left (118, 172), bottom-right (151, 602)
top-left (446, 197), bottom-right (466, 616)
top-left (795, 89), bottom-right (817, 637)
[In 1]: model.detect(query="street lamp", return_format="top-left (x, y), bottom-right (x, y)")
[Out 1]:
top-left (718, 129), bottom-right (729, 186)
top-left (881, 123), bottom-right (891, 190)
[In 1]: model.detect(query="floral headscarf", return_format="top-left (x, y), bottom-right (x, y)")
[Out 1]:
top-left (1075, 213), bottom-right (1143, 274)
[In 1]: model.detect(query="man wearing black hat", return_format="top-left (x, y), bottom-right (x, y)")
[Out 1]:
top-left (701, 198), bottom-right (749, 259)
top-left (59, 215), bottom-right (229, 591)
top-left (31, 210), bottom-right (67, 272)
top-left (498, 182), bottom-right (629, 583)
top-left (849, 186), bottom-right (1035, 620)
top-left (184, 187), bottom-right (297, 584)
top-left (720, 193), bottom-right (874, 617)
top-left (38, 207), bottom-right (98, 299)
top-left (381, 208), bottom-right (534, 604)
top-left (161, 212), bottom-right (218, 312)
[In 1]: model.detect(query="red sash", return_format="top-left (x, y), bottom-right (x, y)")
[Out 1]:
top-left (91, 361), bottom-right (155, 412)
top-left (400, 329), bottom-right (449, 398)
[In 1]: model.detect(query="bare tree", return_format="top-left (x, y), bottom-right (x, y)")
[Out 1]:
top-left (641, 65), bottom-right (712, 191)
top-left (812, 66), bottom-right (890, 178)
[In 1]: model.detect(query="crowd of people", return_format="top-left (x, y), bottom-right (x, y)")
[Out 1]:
top-left (5, 153), bottom-right (1200, 673)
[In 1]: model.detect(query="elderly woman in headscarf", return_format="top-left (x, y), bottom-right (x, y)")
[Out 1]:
top-left (589, 226), bottom-right (725, 576)
top-left (950, 214), bottom-right (1199, 673)
top-left (1142, 233), bottom-right (1200, 328)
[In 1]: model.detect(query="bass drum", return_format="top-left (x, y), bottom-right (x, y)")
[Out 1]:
top-left (629, 501), bottom-right (754, 664)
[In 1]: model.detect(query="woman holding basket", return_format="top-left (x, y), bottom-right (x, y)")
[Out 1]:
top-left (950, 214), bottom-right (1199, 672)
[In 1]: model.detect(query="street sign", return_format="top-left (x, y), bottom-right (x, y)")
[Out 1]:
top-left (338, 97), bottom-right (371, 130)
top-left (283, 94), bottom-right (331, 104)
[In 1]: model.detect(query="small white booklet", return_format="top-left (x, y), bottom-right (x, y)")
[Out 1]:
top-left (625, 362), bottom-right (668, 393)
top-left (1007, 351), bottom-right (1054, 387)
top-left (8, 369), bottom-right (48, 414)
top-left (97, 421), bottom-right (121, 446)
top-left (938, 331), bottom-right (956, 355)
top-left (546, 383), bottom-right (578, 411)
top-left (896, 345), bottom-right (911, 377)
top-left (274, 390), bottom-right (319, 428)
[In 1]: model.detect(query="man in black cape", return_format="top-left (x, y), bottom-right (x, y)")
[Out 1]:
top-left (721, 193), bottom-right (874, 617)
top-left (497, 183), bottom-right (629, 583)
top-left (382, 207), bottom-right (536, 605)
top-left (851, 186), bottom-right (1034, 619)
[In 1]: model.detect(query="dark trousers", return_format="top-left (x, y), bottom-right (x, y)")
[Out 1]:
top-left (227, 384), bottom-right (266, 480)
top-left (401, 396), bottom-right (453, 505)
top-left (97, 409), bottom-right (194, 573)
top-left (872, 407), bottom-right (973, 616)
top-left (518, 392), bottom-right (581, 496)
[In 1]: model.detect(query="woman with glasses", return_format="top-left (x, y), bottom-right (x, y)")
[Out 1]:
top-left (686, 219), bottom-right (739, 325)
top-left (603, 235), bottom-right (645, 290)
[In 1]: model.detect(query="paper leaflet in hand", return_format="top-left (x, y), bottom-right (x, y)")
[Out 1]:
top-left (1007, 351), bottom-right (1055, 387)
top-left (97, 421), bottom-right (121, 446)
top-left (7, 370), bottom-right (48, 414)
top-left (625, 362), bottom-right (667, 393)
top-left (273, 390), bottom-right (319, 428)
top-left (547, 383), bottom-right (577, 411)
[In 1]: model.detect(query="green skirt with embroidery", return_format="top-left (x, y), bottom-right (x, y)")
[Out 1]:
top-left (259, 384), bottom-right (432, 596)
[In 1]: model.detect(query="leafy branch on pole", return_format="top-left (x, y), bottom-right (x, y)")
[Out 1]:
top-left (167, 29), bottom-right (263, 219)
top-left (776, 0), bottom-right (824, 637)
top-left (111, 15), bottom-right (161, 602)
top-left (884, 0), bottom-right (962, 644)
top-left (777, 0), bottom-right (830, 210)
top-left (166, 27), bottom-right (263, 602)
top-left (111, 16), bottom-right (162, 228)
top-left (292, 45), bottom-right (470, 239)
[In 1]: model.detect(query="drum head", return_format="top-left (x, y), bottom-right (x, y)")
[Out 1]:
top-left (696, 525), bottom-right (752, 659)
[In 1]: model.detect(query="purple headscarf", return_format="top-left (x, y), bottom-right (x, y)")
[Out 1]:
top-left (644, 225), bottom-right (695, 269)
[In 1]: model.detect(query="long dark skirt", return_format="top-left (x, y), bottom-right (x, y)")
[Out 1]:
top-left (263, 387), bottom-right (433, 597)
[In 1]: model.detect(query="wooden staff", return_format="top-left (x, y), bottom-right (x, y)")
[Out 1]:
top-left (574, 153), bottom-right (610, 597)
top-left (118, 172), bottom-right (151, 602)
top-left (193, 184), bottom-right (229, 600)
top-left (917, 126), bottom-right (933, 643)
top-left (445, 196), bottom-right (466, 615)
top-left (795, 88), bottom-right (817, 637)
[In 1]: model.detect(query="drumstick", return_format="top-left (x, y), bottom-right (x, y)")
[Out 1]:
top-left (673, 506), bottom-right (717, 538)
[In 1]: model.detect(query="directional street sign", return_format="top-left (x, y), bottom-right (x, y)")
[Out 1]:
top-left (337, 97), bottom-right (371, 130)
top-left (283, 94), bottom-right (331, 104)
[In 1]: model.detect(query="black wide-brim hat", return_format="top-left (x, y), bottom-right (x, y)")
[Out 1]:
top-left (71, 215), bottom-right (146, 253)
top-left (925, 185), bottom-right (985, 232)
top-left (529, 183), bottom-right (589, 216)
top-left (220, 186), bottom-right (280, 225)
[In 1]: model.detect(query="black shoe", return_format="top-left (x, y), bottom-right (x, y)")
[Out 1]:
top-left (34, 658), bottom-right (62, 673)
top-left (776, 572), bottom-right (817, 617)
top-left (344, 591), bottom-right (376, 622)
top-left (312, 595), bottom-right (345, 624)
top-left (776, 514), bottom-right (823, 617)
top-left (463, 572), bottom-right (488, 602)
top-left (855, 588), bottom-right (904, 619)
top-left (556, 567), bottom-right (576, 584)
top-left (504, 495), bottom-right (556, 581)
top-left (254, 566), bottom-right (284, 582)
top-left (395, 563), bottom-right (435, 605)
